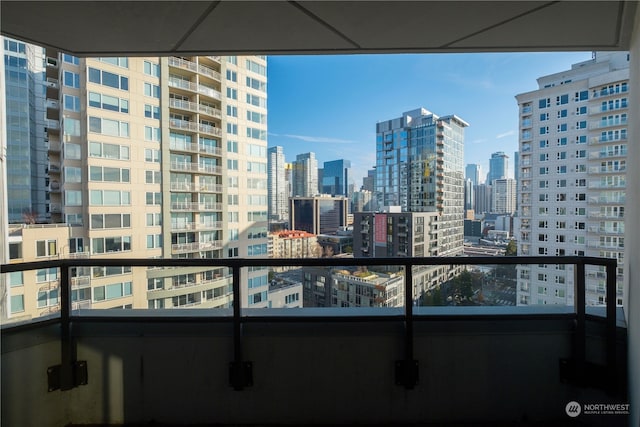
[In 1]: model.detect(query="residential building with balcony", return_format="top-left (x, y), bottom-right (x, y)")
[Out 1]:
top-left (1, 52), bottom-right (269, 317)
top-left (491, 178), bottom-right (517, 214)
top-left (516, 51), bottom-right (629, 306)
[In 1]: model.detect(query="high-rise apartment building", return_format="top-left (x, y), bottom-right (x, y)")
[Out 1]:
top-left (487, 151), bottom-right (508, 184)
top-left (516, 51), bottom-right (628, 306)
top-left (474, 183), bottom-right (492, 216)
top-left (322, 159), bottom-right (351, 196)
top-left (2, 38), bottom-right (49, 223)
top-left (491, 178), bottom-right (517, 214)
top-left (2, 45), bottom-right (270, 318)
top-left (375, 107), bottom-right (467, 256)
top-left (292, 152), bottom-right (318, 197)
top-left (268, 146), bottom-right (287, 222)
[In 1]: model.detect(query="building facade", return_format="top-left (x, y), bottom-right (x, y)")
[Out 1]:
top-left (289, 196), bottom-right (348, 235)
top-left (322, 159), bottom-right (351, 196)
top-left (2, 49), bottom-right (270, 319)
top-left (487, 151), bottom-right (509, 184)
top-left (516, 51), bottom-right (628, 306)
top-left (491, 178), bottom-right (517, 214)
top-left (465, 163), bottom-right (481, 186)
top-left (268, 145), bottom-right (287, 222)
top-left (291, 152), bottom-right (318, 197)
top-left (375, 108), bottom-right (467, 256)
top-left (2, 38), bottom-right (49, 223)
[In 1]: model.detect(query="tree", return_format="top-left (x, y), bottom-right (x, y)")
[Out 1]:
top-left (505, 239), bottom-right (517, 256)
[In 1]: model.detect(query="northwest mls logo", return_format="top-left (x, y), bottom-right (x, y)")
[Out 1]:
top-left (565, 401), bottom-right (581, 417)
top-left (565, 401), bottom-right (630, 417)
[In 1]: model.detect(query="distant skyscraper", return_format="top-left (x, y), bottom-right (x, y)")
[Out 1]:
top-left (292, 152), bottom-right (318, 197)
top-left (289, 196), bottom-right (348, 235)
top-left (516, 51), bottom-right (629, 307)
top-left (375, 107), bottom-right (468, 256)
top-left (465, 164), bottom-right (481, 186)
top-left (268, 146), bottom-right (287, 221)
top-left (322, 159), bottom-right (351, 196)
top-left (362, 168), bottom-right (375, 192)
top-left (2, 37), bottom-right (48, 223)
top-left (487, 152), bottom-right (509, 184)
top-left (474, 183), bottom-right (492, 215)
top-left (491, 178), bottom-right (516, 214)
top-left (464, 179), bottom-right (474, 211)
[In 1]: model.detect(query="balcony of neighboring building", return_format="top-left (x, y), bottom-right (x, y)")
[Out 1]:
top-left (169, 97), bottom-right (222, 120)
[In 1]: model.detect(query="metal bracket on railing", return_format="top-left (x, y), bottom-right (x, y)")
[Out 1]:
top-left (229, 265), bottom-right (252, 390)
top-left (47, 262), bottom-right (88, 392)
top-left (395, 262), bottom-right (419, 389)
top-left (559, 259), bottom-right (618, 393)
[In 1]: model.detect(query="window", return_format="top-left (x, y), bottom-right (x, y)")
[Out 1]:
top-left (556, 94), bottom-right (569, 105)
top-left (537, 286), bottom-right (548, 296)
top-left (88, 92), bottom-right (129, 113)
top-left (146, 213), bottom-right (162, 226)
top-left (246, 59), bottom-right (267, 76)
top-left (145, 126), bottom-right (161, 142)
top-left (539, 167), bottom-right (548, 175)
top-left (91, 214), bottom-right (131, 229)
top-left (538, 234), bottom-right (547, 242)
top-left (557, 109), bottom-right (567, 118)
top-left (537, 273), bottom-right (547, 281)
top-left (538, 207), bottom-right (548, 215)
top-left (64, 166), bottom-right (82, 183)
top-left (92, 236), bottom-right (132, 254)
top-left (10, 295), bottom-right (24, 314)
top-left (226, 105), bottom-right (237, 117)
top-left (538, 98), bottom-right (550, 109)
top-left (144, 82), bottom-right (160, 98)
top-left (9, 242), bottom-right (22, 260)
top-left (246, 93), bottom-right (266, 108)
top-left (556, 235), bottom-right (566, 243)
top-left (148, 278), bottom-right (164, 291)
top-left (64, 118), bottom-right (81, 136)
top-left (63, 94), bottom-right (81, 111)
top-left (226, 123), bottom-right (238, 135)
top-left (145, 149), bottom-right (161, 163)
top-left (9, 271), bottom-right (24, 287)
top-left (227, 159), bottom-right (238, 170)
top-left (62, 53), bottom-right (79, 65)
top-left (88, 67), bottom-right (128, 90)
top-left (538, 194), bottom-right (548, 202)
top-left (145, 170), bottom-right (161, 184)
top-left (575, 164), bottom-right (586, 172)
top-left (228, 212), bottom-right (239, 222)
top-left (226, 70), bottom-right (237, 82)
top-left (248, 243), bottom-right (268, 256)
top-left (89, 142), bottom-right (130, 160)
top-left (247, 110), bottom-right (266, 124)
top-left (227, 56), bottom-right (238, 65)
top-left (556, 207), bottom-right (566, 215)
top-left (89, 166), bottom-right (130, 183)
top-left (539, 140), bottom-right (548, 148)
top-left (89, 116), bottom-right (129, 137)
top-left (246, 127), bottom-right (266, 140)
top-left (539, 127), bottom-right (548, 135)
top-left (100, 57), bottom-right (129, 68)
top-left (538, 248), bottom-right (548, 255)
top-left (575, 222), bottom-right (586, 230)
top-left (556, 249), bottom-right (566, 256)
top-left (36, 240), bottom-right (57, 257)
top-left (143, 61), bottom-right (160, 77)
top-left (576, 193), bottom-right (586, 201)
top-left (144, 104), bottom-right (160, 119)
top-left (37, 289), bottom-right (59, 308)
top-left (557, 152), bottom-right (566, 160)
top-left (246, 76), bottom-right (266, 91)
top-left (227, 140), bottom-right (238, 153)
top-left (247, 161), bottom-right (267, 173)
top-left (228, 247), bottom-right (239, 257)
top-left (146, 234), bottom-right (162, 249)
top-left (556, 221), bottom-right (567, 229)
top-left (65, 143), bottom-right (82, 160)
top-left (90, 190), bottom-right (131, 206)
top-left (538, 221), bottom-right (548, 229)
top-left (63, 71), bottom-right (80, 88)
top-left (539, 180), bottom-right (548, 188)
top-left (65, 190), bottom-right (82, 206)
top-left (557, 123), bottom-right (567, 132)
top-left (228, 194), bottom-right (239, 205)
top-left (557, 166), bottom-right (567, 174)
top-left (93, 282), bottom-right (133, 302)
top-left (226, 88), bottom-right (237, 99)
top-left (539, 113), bottom-right (549, 121)
top-left (539, 153), bottom-right (548, 162)
top-left (146, 192), bottom-right (162, 205)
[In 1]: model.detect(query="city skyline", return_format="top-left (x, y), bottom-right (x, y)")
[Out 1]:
top-left (267, 52), bottom-right (593, 185)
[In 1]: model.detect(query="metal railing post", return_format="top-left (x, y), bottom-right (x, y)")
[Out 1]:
top-left (574, 260), bottom-right (586, 385)
top-left (395, 261), bottom-right (418, 389)
top-left (229, 264), bottom-right (252, 390)
top-left (605, 259), bottom-right (617, 391)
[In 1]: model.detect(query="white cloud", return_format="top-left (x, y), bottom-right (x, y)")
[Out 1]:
top-left (471, 138), bottom-right (487, 144)
top-left (269, 133), bottom-right (355, 144)
top-left (496, 130), bottom-right (516, 139)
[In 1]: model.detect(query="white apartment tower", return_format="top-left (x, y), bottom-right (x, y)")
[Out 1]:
top-left (492, 178), bottom-right (516, 214)
top-left (4, 48), bottom-right (270, 318)
top-left (516, 52), bottom-right (628, 306)
top-left (267, 145), bottom-right (287, 221)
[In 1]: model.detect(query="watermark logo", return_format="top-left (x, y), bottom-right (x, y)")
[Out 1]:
top-left (565, 401), bottom-right (630, 417)
top-left (566, 401), bottom-right (581, 417)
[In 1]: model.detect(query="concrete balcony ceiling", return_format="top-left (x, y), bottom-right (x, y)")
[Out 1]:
top-left (1, 1), bottom-right (637, 55)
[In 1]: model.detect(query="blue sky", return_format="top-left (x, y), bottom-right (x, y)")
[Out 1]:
top-left (266, 52), bottom-right (593, 187)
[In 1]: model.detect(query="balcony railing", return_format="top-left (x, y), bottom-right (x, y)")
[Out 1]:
top-left (169, 161), bottom-right (222, 175)
top-left (0, 255), bottom-right (620, 397)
